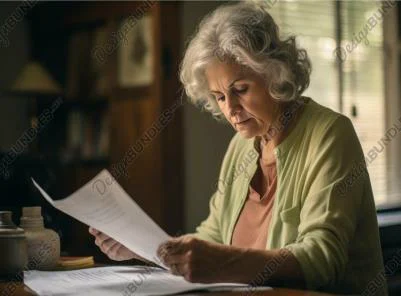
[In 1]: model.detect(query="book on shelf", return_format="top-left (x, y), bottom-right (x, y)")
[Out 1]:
top-left (63, 109), bottom-right (109, 164)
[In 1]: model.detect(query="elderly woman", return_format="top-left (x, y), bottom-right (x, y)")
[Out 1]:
top-left (89, 2), bottom-right (386, 295)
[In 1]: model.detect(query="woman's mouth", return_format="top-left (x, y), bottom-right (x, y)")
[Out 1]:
top-left (236, 118), bottom-right (251, 125)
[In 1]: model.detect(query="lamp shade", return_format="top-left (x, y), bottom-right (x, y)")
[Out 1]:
top-left (10, 61), bottom-right (62, 95)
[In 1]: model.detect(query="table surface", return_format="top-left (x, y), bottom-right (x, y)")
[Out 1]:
top-left (0, 282), bottom-right (337, 296)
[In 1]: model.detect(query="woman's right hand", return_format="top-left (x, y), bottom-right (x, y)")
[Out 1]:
top-left (89, 227), bottom-right (143, 262)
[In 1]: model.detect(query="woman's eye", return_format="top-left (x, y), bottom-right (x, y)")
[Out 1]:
top-left (216, 96), bottom-right (225, 102)
top-left (236, 86), bottom-right (248, 93)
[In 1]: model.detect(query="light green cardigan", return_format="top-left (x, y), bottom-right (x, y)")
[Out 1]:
top-left (194, 97), bottom-right (387, 295)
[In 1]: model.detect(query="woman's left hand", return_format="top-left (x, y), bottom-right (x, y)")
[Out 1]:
top-left (157, 235), bottom-right (244, 283)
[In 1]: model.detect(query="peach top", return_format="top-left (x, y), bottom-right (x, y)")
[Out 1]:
top-left (231, 154), bottom-right (277, 249)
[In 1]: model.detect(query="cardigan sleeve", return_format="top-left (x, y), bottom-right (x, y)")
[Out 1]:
top-left (192, 133), bottom-right (241, 244)
top-left (193, 191), bottom-right (224, 244)
top-left (283, 115), bottom-right (370, 290)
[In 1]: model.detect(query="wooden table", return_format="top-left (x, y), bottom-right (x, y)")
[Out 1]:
top-left (0, 282), bottom-right (336, 296)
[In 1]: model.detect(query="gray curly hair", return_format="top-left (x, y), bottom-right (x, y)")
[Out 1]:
top-left (179, 1), bottom-right (312, 121)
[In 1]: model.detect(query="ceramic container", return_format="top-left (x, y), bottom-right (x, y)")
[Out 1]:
top-left (0, 211), bottom-right (27, 280)
top-left (20, 206), bottom-right (60, 270)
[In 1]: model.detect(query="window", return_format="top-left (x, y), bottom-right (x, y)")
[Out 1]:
top-left (254, 0), bottom-right (400, 208)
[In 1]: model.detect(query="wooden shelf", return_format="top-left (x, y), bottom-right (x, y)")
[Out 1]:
top-left (63, 2), bottom-right (155, 26)
top-left (62, 97), bottom-right (109, 110)
top-left (60, 158), bottom-right (110, 167)
top-left (23, 2), bottom-right (184, 258)
top-left (0, 91), bottom-right (61, 99)
top-left (112, 86), bottom-right (152, 101)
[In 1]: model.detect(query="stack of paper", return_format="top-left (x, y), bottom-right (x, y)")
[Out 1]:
top-left (24, 266), bottom-right (256, 296)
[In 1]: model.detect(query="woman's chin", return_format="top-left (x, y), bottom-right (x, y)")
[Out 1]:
top-left (236, 128), bottom-right (258, 139)
top-left (234, 119), bottom-right (259, 138)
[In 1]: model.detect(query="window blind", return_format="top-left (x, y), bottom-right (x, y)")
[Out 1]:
top-left (250, 0), bottom-right (395, 207)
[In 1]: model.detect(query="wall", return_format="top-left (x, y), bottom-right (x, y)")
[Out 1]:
top-left (180, 1), bottom-right (235, 232)
top-left (0, 1), bottom-right (30, 151)
top-left (0, 1), bottom-right (235, 233)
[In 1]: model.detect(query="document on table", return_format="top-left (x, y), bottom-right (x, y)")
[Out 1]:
top-left (24, 266), bottom-right (260, 296)
top-left (32, 169), bottom-right (169, 268)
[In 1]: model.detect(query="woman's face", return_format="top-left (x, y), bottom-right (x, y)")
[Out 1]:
top-left (205, 60), bottom-right (280, 139)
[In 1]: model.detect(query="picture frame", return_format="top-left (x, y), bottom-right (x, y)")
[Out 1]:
top-left (116, 14), bottom-right (154, 88)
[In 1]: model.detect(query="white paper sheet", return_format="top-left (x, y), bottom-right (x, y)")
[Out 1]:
top-left (24, 266), bottom-right (256, 296)
top-left (32, 170), bottom-right (170, 268)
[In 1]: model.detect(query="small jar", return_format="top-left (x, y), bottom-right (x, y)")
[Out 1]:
top-left (0, 211), bottom-right (27, 281)
top-left (20, 207), bottom-right (60, 270)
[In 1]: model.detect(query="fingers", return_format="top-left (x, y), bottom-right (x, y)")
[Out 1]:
top-left (92, 231), bottom-right (112, 245)
top-left (89, 227), bottom-right (99, 235)
top-left (94, 234), bottom-right (111, 247)
top-left (91, 230), bottom-right (116, 254)
top-left (96, 237), bottom-right (125, 261)
top-left (158, 235), bottom-right (198, 257)
top-left (162, 251), bottom-right (191, 266)
top-left (96, 237), bottom-right (116, 252)
top-left (107, 242), bottom-right (124, 261)
top-left (170, 263), bottom-right (183, 276)
top-left (157, 242), bottom-right (175, 262)
top-left (158, 236), bottom-right (200, 270)
top-left (168, 261), bottom-right (195, 278)
top-left (103, 239), bottom-right (119, 254)
top-left (89, 227), bottom-right (138, 261)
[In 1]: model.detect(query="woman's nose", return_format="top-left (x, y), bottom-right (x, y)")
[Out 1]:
top-left (226, 94), bottom-right (241, 115)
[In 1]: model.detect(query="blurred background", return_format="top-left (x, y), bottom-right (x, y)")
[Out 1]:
top-left (0, 0), bottom-right (400, 267)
